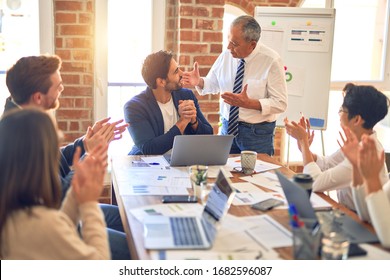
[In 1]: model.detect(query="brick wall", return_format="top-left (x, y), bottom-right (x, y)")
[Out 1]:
top-left (54, 0), bottom-right (95, 143)
top-left (166, 0), bottom-right (301, 162)
top-left (53, 0), bottom-right (304, 202)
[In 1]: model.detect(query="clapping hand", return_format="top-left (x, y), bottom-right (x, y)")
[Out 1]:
top-left (338, 125), bottom-right (359, 166)
top-left (84, 118), bottom-right (128, 152)
top-left (284, 116), bottom-right (314, 151)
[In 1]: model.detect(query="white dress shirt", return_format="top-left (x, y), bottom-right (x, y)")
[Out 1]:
top-left (365, 189), bottom-right (390, 248)
top-left (197, 42), bottom-right (287, 124)
top-left (303, 132), bottom-right (388, 211)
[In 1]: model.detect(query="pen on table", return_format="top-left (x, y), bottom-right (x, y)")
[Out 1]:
top-left (148, 162), bottom-right (160, 165)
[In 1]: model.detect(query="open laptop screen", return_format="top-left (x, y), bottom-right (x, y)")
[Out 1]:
top-left (203, 169), bottom-right (234, 221)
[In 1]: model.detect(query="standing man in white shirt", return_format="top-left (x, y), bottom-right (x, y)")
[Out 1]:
top-left (183, 15), bottom-right (287, 155)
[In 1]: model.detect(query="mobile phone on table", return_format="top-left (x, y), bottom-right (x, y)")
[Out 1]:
top-left (162, 195), bottom-right (198, 203)
top-left (251, 198), bottom-right (284, 211)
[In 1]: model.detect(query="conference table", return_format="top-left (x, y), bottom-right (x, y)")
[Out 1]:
top-left (110, 154), bottom-right (380, 260)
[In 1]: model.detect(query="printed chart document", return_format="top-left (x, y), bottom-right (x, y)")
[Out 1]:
top-left (232, 182), bottom-right (283, 206)
top-left (129, 203), bottom-right (204, 223)
top-left (243, 214), bottom-right (293, 249)
top-left (114, 166), bottom-right (191, 195)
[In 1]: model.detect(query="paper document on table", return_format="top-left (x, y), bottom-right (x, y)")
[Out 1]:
top-left (150, 250), bottom-right (264, 260)
top-left (169, 165), bottom-right (233, 178)
top-left (128, 203), bottom-right (204, 223)
top-left (241, 172), bottom-right (284, 193)
top-left (232, 182), bottom-right (285, 206)
top-left (116, 169), bottom-right (191, 195)
top-left (141, 155), bottom-right (170, 167)
top-left (227, 156), bottom-right (281, 173)
top-left (243, 214), bottom-right (293, 248)
top-left (120, 185), bottom-right (189, 196)
top-left (206, 214), bottom-right (280, 259)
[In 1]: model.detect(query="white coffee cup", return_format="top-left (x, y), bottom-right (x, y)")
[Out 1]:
top-left (241, 150), bottom-right (257, 175)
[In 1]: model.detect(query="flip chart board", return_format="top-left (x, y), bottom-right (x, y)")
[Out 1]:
top-left (255, 7), bottom-right (336, 129)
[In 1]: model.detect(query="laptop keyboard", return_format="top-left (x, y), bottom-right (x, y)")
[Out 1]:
top-left (170, 217), bottom-right (204, 246)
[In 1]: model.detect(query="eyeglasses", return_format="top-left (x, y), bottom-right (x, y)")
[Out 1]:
top-left (338, 107), bottom-right (348, 114)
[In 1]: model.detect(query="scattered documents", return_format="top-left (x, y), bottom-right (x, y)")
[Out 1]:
top-left (243, 214), bottom-right (293, 248)
top-left (227, 156), bottom-right (281, 173)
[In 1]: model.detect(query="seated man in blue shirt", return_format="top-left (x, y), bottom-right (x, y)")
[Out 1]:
top-left (124, 50), bottom-right (213, 155)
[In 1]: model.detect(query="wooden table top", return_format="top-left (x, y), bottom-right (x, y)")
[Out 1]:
top-left (111, 153), bottom-right (380, 260)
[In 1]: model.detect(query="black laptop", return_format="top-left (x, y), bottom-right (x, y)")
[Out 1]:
top-left (276, 171), bottom-right (379, 244)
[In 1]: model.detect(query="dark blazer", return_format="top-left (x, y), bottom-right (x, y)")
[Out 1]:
top-left (3, 97), bottom-right (85, 199)
top-left (124, 87), bottom-right (213, 155)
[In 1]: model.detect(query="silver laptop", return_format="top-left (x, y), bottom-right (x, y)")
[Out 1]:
top-left (163, 135), bottom-right (234, 166)
top-left (276, 171), bottom-right (379, 244)
top-left (143, 168), bottom-right (236, 250)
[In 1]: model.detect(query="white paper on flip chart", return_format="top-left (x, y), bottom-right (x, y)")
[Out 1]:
top-left (243, 214), bottom-right (293, 249)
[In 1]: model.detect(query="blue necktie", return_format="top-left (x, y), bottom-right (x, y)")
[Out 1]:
top-left (227, 59), bottom-right (245, 136)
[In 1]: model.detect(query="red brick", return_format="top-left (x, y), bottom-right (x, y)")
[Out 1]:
top-left (207, 113), bottom-right (220, 123)
top-left (210, 43), bottom-right (223, 53)
top-left (60, 25), bottom-right (92, 36)
top-left (79, 13), bottom-right (93, 24)
top-left (189, 7), bottom-right (210, 17)
top-left (196, 0), bottom-right (224, 4)
top-left (194, 55), bottom-right (218, 66)
top-left (203, 31), bottom-right (222, 42)
top-left (56, 38), bottom-right (63, 48)
top-left (55, 1), bottom-right (83, 11)
top-left (72, 50), bottom-right (92, 61)
top-left (199, 67), bottom-right (211, 77)
top-left (180, 18), bottom-right (193, 28)
top-left (62, 86), bottom-right (92, 97)
top-left (61, 74), bottom-right (81, 85)
top-left (180, 43), bottom-right (208, 53)
top-left (83, 74), bottom-right (93, 86)
top-left (198, 102), bottom-right (219, 112)
top-left (59, 97), bottom-right (74, 107)
top-left (212, 7), bottom-right (225, 18)
top-left (56, 50), bottom-right (71, 60)
top-left (57, 120), bottom-right (68, 131)
top-left (56, 13), bottom-right (77, 23)
top-left (180, 6), bottom-right (194, 16)
top-left (179, 55), bottom-right (190, 66)
top-left (195, 19), bottom-right (215, 30)
top-left (70, 121), bottom-right (80, 130)
top-left (57, 109), bottom-right (91, 119)
top-left (61, 61), bottom-right (91, 72)
top-left (180, 30), bottom-right (201, 41)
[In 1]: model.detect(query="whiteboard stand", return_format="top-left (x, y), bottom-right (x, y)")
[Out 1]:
top-left (285, 128), bottom-right (326, 169)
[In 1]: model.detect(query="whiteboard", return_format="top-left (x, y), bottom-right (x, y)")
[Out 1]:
top-left (255, 7), bottom-right (335, 129)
